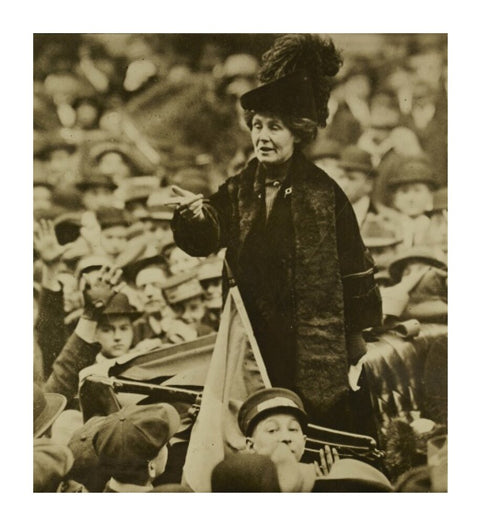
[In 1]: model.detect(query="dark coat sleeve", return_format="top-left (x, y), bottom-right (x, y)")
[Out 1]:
top-left (44, 332), bottom-right (101, 403)
top-left (35, 287), bottom-right (68, 378)
top-left (171, 181), bottom-right (233, 257)
top-left (334, 185), bottom-right (383, 333)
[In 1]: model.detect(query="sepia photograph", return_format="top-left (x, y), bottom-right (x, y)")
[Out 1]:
top-left (32, 32), bottom-right (448, 494)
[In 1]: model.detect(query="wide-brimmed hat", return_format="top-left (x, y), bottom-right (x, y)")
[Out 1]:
top-left (98, 292), bottom-right (143, 321)
top-left (238, 387), bottom-right (308, 437)
top-left (388, 247), bottom-right (447, 283)
top-left (387, 158), bottom-right (438, 189)
top-left (34, 383), bottom-right (67, 438)
top-left (161, 270), bottom-right (203, 305)
top-left (361, 216), bottom-right (403, 249)
top-left (338, 145), bottom-right (376, 176)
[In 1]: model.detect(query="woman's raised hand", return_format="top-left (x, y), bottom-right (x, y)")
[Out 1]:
top-left (163, 185), bottom-right (205, 222)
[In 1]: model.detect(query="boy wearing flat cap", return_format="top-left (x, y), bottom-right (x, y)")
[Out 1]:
top-left (93, 403), bottom-right (180, 492)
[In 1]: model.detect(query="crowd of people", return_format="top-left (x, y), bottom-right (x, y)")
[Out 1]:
top-left (33, 33), bottom-right (447, 493)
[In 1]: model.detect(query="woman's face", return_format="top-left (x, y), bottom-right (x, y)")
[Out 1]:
top-left (247, 413), bottom-right (306, 462)
top-left (250, 113), bottom-right (297, 166)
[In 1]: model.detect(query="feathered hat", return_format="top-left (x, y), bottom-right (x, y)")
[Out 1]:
top-left (240, 34), bottom-right (342, 127)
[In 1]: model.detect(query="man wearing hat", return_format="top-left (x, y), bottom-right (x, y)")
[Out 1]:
top-left (92, 403), bottom-right (181, 492)
top-left (381, 247), bottom-right (447, 323)
top-left (76, 172), bottom-right (117, 212)
top-left (335, 145), bottom-right (403, 240)
top-left (162, 271), bottom-right (214, 338)
top-left (170, 34), bottom-right (381, 432)
top-left (303, 137), bottom-right (343, 178)
top-left (95, 207), bottom-right (130, 261)
top-left (197, 255), bottom-right (224, 331)
top-left (140, 188), bottom-right (176, 257)
top-left (127, 255), bottom-right (196, 347)
top-left (386, 157), bottom-right (439, 248)
top-left (44, 265), bottom-right (125, 403)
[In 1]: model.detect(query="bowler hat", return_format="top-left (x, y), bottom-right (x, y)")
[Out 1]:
top-left (93, 403), bottom-right (180, 472)
top-left (34, 383), bottom-right (67, 438)
top-left (387, 158), bottom-right (438, 189)
top-left (338, 145), bottom-right (376, 176)
top-left (238, 388), bottom-right (308, 437)
top-left (98, 292), bottom-right (143, 321)
top-left (162, 271), bottom-right (203, 305)
top-left (241, 70), bottom-right (318, 123)
top-left (388, 247), bottom-right (447, 283)
top-left (76, 173), bottom-right (117, 192)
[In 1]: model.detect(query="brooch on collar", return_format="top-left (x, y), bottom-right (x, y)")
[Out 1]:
top-left (284, 187), bottom-right (293, 197)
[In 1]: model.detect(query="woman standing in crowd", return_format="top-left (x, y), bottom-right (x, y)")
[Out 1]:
top-left (170, 34), bottom-right (382, 433)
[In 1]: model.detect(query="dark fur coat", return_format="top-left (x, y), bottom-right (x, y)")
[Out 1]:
top-left (172, 150), bottom-right (381, 423)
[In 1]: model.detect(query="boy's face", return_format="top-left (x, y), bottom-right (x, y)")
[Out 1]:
top-left (392, 182), bottom-right (433, 218)
top-left (175, 296), bottom-right (206, 325)
top-left (95, 315), bottom-right (134, 358)
top-left (246, 413), bottom-right (306, 462)
top-left (100, 225), bottom-right (128, 257)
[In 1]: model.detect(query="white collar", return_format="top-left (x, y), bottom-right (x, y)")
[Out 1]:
top-left (107, 477), bottom-right (153, 493)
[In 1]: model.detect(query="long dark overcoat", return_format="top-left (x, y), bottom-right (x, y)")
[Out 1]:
top-left (172, 150), bottom-right (382, 425)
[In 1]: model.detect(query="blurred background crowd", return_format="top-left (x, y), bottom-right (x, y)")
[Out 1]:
top-left (33, 33), bottom-right (447, 492)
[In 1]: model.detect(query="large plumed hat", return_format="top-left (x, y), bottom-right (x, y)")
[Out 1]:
top-left (240, 34), bottom-right (342, 127)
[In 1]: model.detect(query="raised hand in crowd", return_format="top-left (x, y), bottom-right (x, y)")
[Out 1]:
top-left (81, 265), bottom-right (124, 321)
top-left (164, 185), bottom-right (205, 222)
top-left (34, 219), bottom-right (71, 267)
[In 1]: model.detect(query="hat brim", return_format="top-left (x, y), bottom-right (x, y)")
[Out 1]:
top-left (313, 477), bottom-right (393, 492)
top-left (337, 161), bottom-right (376, 176)
top-left (389, 255), bottom-right (447, 282)
top-left (34, 393), bottom-right (67, 438)
top-left (246, 406), bottom-right (308, 437)
top-left (363, 237), bottom-right (403, 249)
